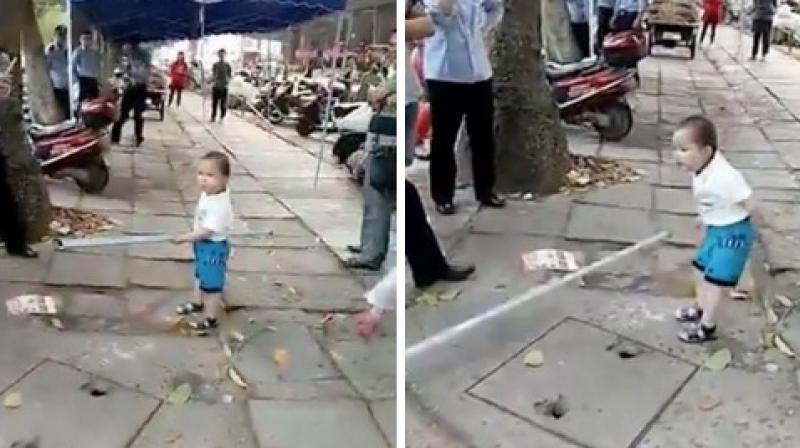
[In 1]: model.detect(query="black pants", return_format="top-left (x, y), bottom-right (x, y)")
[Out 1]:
top-left (77, 76), bottom-right (99, 107)
top-left (406, 180), bottom-right (450, 287)
top-left (597, 7), bottom-right (614, 53)
top-left (111, 83), bottom-right (147, 143)
top-left (571, 22), bottom-right (591, 59)
top-left (0, 152), bottom-right (28, 253)
top-left (211, 86), bottom-right (228, 120)
top-left (613, 11), bottom-right (638, 31)
top-left (700, 20), bottom-right (718, 44)
top-left (426, 78), bottom-right (496, 205)
top-left (752, 19), bottom-right (773, 58)
top-left (53, 88), bottom-right (70, 118)
top-left (168, 87), bottom-right (183, 107)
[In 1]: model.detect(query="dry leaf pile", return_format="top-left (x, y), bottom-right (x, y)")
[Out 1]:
top-left (47, 207), bottom-right (115, 238)
top-left (561, 155), bottom-right (642, 194)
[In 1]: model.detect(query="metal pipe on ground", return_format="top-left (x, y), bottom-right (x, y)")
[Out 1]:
top-left (55, 230), bottom-right (274, 250)
top-left (405, 231), bottom-right (670, 364)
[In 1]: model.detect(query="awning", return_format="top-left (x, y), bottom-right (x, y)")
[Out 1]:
top-left (70, 0), bottom-right (347, 43)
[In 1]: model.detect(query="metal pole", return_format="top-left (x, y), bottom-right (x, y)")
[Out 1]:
top-left (406, 232), bottom-right (670, 363)
top-left (313, 13), bottom-right (345, 189)
top-left (66, 0), bottom-right (74, 119)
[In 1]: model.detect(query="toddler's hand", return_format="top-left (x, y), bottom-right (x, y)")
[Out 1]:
top-left (173, 234), bottom-right (188, 244)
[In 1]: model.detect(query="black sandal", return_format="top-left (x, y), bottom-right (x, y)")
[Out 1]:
top-left (678, 323), bottom-right (717, 344)
top-left (674, 305), bottom-right (703, 323)
top-left (189, 317), bottom-right (218, 333)
top-left (176, 302), bottom-right (204, 316)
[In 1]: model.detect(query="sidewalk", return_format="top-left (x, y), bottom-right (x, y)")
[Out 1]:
top-left (0, 95), bottom-right (395, 447)
top-left (406, 26), bottom-right (800, 447)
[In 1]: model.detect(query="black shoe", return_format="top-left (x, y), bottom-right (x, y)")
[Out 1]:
top-left (435, 202), bottom-right (457, 215)
top-left (440, 264), bottom-right (475, 282)
top-left (135, 137), bottom-right (144, 147)
top-left (7, 246), bottom-right (38, 258)
top-left (344, 257), bottom-right (382, 271)
top-left (480, 194), bottom-right (506, 208)
top-left (346, 245), bottom-right (361, 254)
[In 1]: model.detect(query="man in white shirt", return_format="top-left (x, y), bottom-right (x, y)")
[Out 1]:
top-left (567, 0), bottom-right (591, 58)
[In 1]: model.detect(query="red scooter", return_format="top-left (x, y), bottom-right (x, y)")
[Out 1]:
top-left (32, 97), bottom-right (117, 193)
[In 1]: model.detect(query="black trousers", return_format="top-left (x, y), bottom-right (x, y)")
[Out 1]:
top-left (571, 22), bottom-right (591, 59)
top-left (53, 88), bottom-right (70, 118)
top-left (406, 180), bottom-right (450, 287)
top-left (111, 83), bottom-right (147, 143)
top-left (752, 19), bottom-right (773, 58)
top-left (597, 7), bottom-right (614, 53)
top-left (613, 11), bottom-right (638, 31)
top-left (700, 20), bottom-right (718, 44)
top-left (211, 86), bottom-right (228, 120)
top-left (77, 76), bottom-right (99, 106)
top-left (0, 152), bottom-right (28, 253)
top-left (168, 86), bottom-right (183, 106)
top-left (426, 78), bottom-right (496, 205)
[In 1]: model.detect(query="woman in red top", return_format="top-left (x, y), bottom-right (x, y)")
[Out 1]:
top-left (700, 0), bottom-right (724, 45)
top-left (168, 51), bottom-right (189, 107)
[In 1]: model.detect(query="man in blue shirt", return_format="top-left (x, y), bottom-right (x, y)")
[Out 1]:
top-left (611, 0), bottom-right (646, 31)
top-left (45, 25), bottom-right (69, 117)
top-left (111, 41), bottom-right (150, 147)
top-left (423, 0), bottom-right (506, 215)
top-left (73, 31), bottom-right (101, 108)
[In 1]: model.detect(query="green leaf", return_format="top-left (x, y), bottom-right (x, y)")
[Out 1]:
top-left (167, 383), bottom-right (192, 405)
top-left (704, 348), bottom-right (732, 372)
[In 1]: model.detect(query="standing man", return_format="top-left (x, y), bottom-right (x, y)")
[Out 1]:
top-left (424, 0), bottom-right (506, 215)
top-left (567, 0), bottom-right (591, 58)
top-left (611, 0), bottom-right (646, 31)
top-left (751, 0), bottom-right (776, 61)
top-left (45, 25), bottom-right (70, 117)
top-left (597, 0), bottom-right (615, 53)
top-left (111, 41), bottom-right (150, 147)
top-left (72, 30), bottom-right (101, 108)
top-left (210, 49), bottom-right (232, 123)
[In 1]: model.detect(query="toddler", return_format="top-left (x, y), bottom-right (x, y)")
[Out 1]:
top-left (672, 115), bottom-right (757, 343)
top-left (174, 151), bottom-right (234, 332)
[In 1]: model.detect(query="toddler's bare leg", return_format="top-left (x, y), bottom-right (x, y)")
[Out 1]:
top-left (697, 280), bottom-right (726, 327)
top-left (202, 292), bottom-right (226, 321)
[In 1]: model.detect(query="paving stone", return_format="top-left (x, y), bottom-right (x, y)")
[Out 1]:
top-left (133, 200), bottom-right (187, 216)
top-left (228, 175), bottom-right (265, 192)
top-left (135, 188), bottom-right (183, 204)
top-left (753, 188), bottom-right (800, 203)
top-left (127, 259), bottom-right (194, 289)
top-left (656, 213), bottom-right (697, 246)
top-left (249, 399), bottom-right (388, 448)
top-left (659, 164), bottom-right (692, 188)
top-left (759, 202), bottom-right (800, 232)
top-left (47, 182), bottom-right (82, 208)
top-left (627, 161), bottom-right (660, 185)
top-left (128, 241), bottom-right (194, 261)
top-left (45, 252), bottom-right (126, 288)
top-left (327, 336), bottom-right (396, 400)
top-left (654, 187), bottom-right (696, 215)
top-left (470, 197), bottom-right (572, 236)
top-left (725, 151), bottom-right (787, 170)
top-left (259, 178), bottom-right (361, 200)
top-left (228, 247), bottom-right (345, 276)
top-left (566, 204), bottom-right (656, 243)
top-left (78, 194), bottom-right (133, 213)
top-left (740, 168), bottom-right (798, 190)
top-left (761, 122), bottom-right (800, 142)
top-left (599, 144), bottom-right (660, 162)
top-left (63, 290), bottom-right (126, 318)
top-left (370, 399), bottom-right (397, 448)
top-left (577, 183), bottom-right (653, 210)
top-left (470, 319), bottom-right (694, 448)
top-left (0, 361), bottom-right (159, 448)
top-left (230, 193), bottom-right (294, 219)
top-left (225, 272), bottom-right (365, 311)
top-left (0, 248), bottom-right (53, 283)
top-left (131, 214), bottom-right (191, 234)
top-left (773, 142), bottom-right (800, 170)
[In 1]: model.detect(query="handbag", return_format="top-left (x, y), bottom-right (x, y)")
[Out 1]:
top-left (367, 113), bottom-right (397, 193)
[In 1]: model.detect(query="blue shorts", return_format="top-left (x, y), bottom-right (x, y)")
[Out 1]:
top-left (193, 240), bottom-right (230, 293)
top-left (693, 217), bottom-right (755, 287)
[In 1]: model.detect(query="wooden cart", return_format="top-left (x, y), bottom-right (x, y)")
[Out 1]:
top-left (647, 20), bottom-right (699, 59)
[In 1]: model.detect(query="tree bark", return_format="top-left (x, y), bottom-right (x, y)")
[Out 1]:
top-left (19, 0), bottom-right (64, 124)
top-left (541, 0), bottom-right (582, 63)
top-left (492, 0), bottom-right (571, 195)
top-left (0, 51), bottom-right (52, 241)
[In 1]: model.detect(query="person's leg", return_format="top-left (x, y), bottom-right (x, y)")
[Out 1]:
top-left (0, 154), bottom-right (32, 255)
top-left (455, 119), bottom-right (473, 189)
top-left (349, 149), bottom-right (391, 268)
top-left (132, 84), bottom-right (146, 145)
top-left (220, 87), bottom-right (228, 119)
top-left (53, 88), bottom-right (70, 118)
top-left (356, 268), bottom-right (396, 339)
top-left (710, 22), bottom-right (717, 44)
top-left (763, 20), bottom-right (772, 57)
top-left (192, 241), bottom-right (229, 330)
top-left (88, 78), bottom-right (99, 100)
top-left (572, 22), bottom-right (591, 58)
top-left (752, 21), bottom-right (762, 59)
top-left (168, 87), bottom-right (175, 106)
top-left (426, 79), bottom-right (466, 208)
top-left (700, 20), bottom-right (709, 44)
top-left (405, 102), bottom-right (418, 167)
top-left (597, 7), bottom-right (613, 54)
top-left (111, 89), bottom-right (133, 143)
top-left (176, 87), bottom-right (183, 107)
top-left (464, 78), bottom-right (501, 205)
top-left (211, 87), bottom-right (220, 121)
top-left (405, 180), bottom-right (450, 287)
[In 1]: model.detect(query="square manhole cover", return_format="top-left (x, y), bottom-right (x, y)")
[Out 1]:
top-left (0, 361), bottom-right (159, 448)
top-left (468, 318), bottom-right (695, 448)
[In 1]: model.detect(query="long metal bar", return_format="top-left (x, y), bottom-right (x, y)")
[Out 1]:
top-left (55, 230), bottom-right (274, 249)
top-left (313, 13), bottom-right (345, 189)
top-left (406, 231), bottom-right (670, 362)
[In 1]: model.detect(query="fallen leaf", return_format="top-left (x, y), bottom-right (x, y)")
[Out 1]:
top-left (163, 432), bottom-right (182, 444)
top-left (438, 289), bottom-right (461, 302)
top-left (222, 342), bottom-right (233, 359)
top-left (273, 348), bottom-right (290, 368)
top-left (704, 348), bottom-right (732, 371)
top-left (524, 350), bottom-right (544, 367)
top-left (3, 391), bottom-right (22, 409)
top-left (775, 334), bottom-right (796, 358)
top-left (287, 286), bottom-right (299, 296)
top-left (776, 294), bottom-right (794, 308)
top-left (167, 383), bottom-right (192, 405)
top-left (230, 331), bottom-right (246, 343)
top-left (330, 351), bottom-right (344, 363)
top-left (50, 318), bottom-right (64, 330)
top-left (698, 396), bottom-right (722, 411)
top-left (227, 365), bottom-right (248, 389)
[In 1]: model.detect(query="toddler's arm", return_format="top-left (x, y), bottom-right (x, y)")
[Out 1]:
top-left (174, 228), bottom-right (213, 244)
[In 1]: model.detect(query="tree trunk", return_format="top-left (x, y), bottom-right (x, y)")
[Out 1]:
top-left (0, 51), bottom-right (52, 242)
top-left (541, 0), bottom-right (582, 63)
top-left (492, 0), bottom-right (571, 195)
top-left (19, 0), bottom-right (64, 124)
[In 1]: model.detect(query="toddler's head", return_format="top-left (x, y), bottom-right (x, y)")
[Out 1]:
top-left (197, 151), bottom-right (230, 195)
top-left (673, 115), bottom-right (717, 173)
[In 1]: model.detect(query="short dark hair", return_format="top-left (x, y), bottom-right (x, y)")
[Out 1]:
top-left (80, 30), bottom-right (92, 37)
top-left (677, 115), bottom-right (717, 150)
top-left (201, 151), bottom-right (230, 177)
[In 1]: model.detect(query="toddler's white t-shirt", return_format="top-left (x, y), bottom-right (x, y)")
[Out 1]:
top-left (692, 151), bottom-right (752, 227)
top-left (193, 189), bottom-right (233, 241)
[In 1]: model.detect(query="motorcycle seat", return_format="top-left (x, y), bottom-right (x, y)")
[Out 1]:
top-left (546, 58), bottom-right (602, 80)
top-left (28, 119), bottom-right (81, 138)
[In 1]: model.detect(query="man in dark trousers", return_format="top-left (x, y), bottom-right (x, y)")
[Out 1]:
top-left (45, 25), bottom-right (70, 117)
top-left (73, 30), bottom-right (101, 108)
top-left (111, 41), bottom-right (150, 146)
top-left (210, 49), bottom-right (232, 122)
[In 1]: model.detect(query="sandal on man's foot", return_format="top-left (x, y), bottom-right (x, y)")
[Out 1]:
top-left (674, 305), bottom-right (703, 323)
top-left (176, 302), bottom-right (204, 316)
top-left (678, 323), bottom-right (717, 344)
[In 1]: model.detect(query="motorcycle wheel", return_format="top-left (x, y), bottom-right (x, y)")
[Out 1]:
top-left (76, 158), bottom-right (110, 194)
top-left (265, 103), bottom-right (284, 124)
top-left (595, 101), bottom-right (633, 142)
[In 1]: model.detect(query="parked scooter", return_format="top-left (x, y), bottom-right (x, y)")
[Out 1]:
top-left (295, 81), bottom-right (360, 137)
top-left (547, 61), bottom-right (637, 141)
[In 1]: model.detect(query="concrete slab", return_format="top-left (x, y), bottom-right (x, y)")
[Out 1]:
top-left (230, 193), bottom-right (295, 219)
top-left (657, 213), bottom-right (697, 246)
top-left (470, 197), bottom-right (572, 237)
top-left (370, 399), bottom-right (397, 447)
top-left (659, 164), bottom-right (692, 188)
top-left (0, 250), bottom-right (52, 283)
top-left (599, 144), bottom-right (661, 162)
top-left (326, 337), bottom-right (396, 400)
top-left (127, 259), bottom-right (194, 290)
top-left (0, 361), bottom-right (159, 448)
top-left (45, 252), bottom-right (126, 288)
top-left (740, 168), bottom-right (798, 190)
top-left (225, 272), bottom-right (365, 311)
top-left (578, 183), bottom-right (653, 210)
top-left (566, 204), bottom-right (656, 243)
top-left (248, 399), bottom-right (389, 448)
top-left (130, 215), bottom-right (191, 234)
top-left (654, 187), bottom-right (696, 215)
top-left (228, 247), bottom-right (346, 276)
top-left (469, 319), bottom-right (695, 448)
top-left (726, 151), bottom-right (789, 169)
